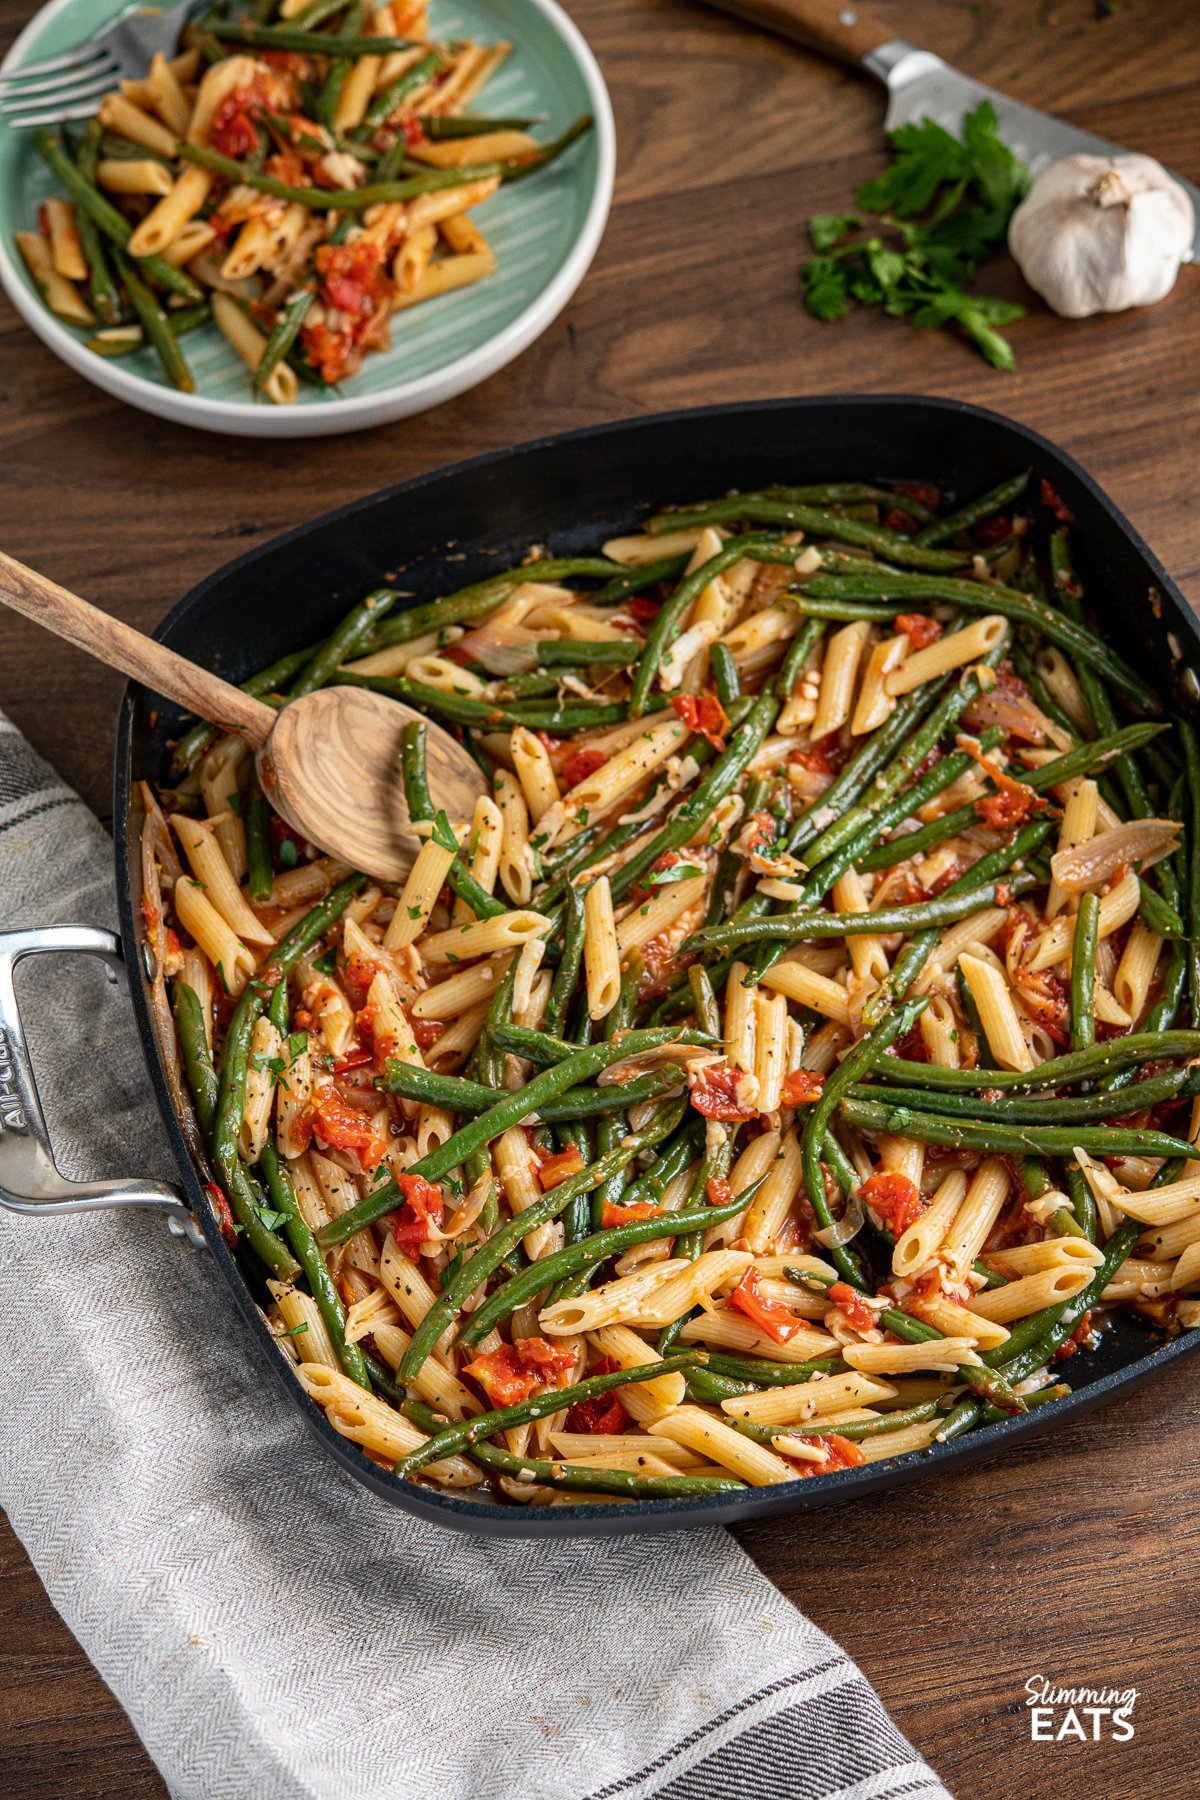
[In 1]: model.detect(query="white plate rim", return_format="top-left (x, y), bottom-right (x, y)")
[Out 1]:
top-left (0, 0), bottom-right (615, 437)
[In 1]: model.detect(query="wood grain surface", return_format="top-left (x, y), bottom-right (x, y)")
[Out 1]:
top-left (2, 0), bottom-right (1199, 1794)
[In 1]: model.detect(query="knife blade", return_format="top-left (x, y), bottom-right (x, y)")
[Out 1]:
top-left (864, 39), bottom-right (1199, 259)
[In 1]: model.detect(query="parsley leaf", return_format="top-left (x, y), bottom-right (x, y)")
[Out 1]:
top-left (312, 949), bottom-right (337, 976)
top-left (800, 101), bottom-right (1029, 369)
top-left (278, 837), bottom-right (299, 869)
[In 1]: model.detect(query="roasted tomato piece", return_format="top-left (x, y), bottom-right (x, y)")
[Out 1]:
top-left (729, 1267), bottom-right (805, 1344)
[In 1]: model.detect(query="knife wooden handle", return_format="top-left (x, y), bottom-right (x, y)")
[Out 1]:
top-left (697, 0), bottom-right (895, 64)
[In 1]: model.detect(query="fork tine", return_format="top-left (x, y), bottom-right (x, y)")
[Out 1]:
top-left (0, 40), bottom-right (113, 85)
top-left (2, 96), bottom-right (117, 127)
top-left (0, 73), bottom-right (116, 121)
top-left (0, 52), bottom-right (116, 102)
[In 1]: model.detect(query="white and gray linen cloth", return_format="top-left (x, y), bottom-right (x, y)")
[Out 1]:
top-left (0, 708), bottom-right (950, 1800)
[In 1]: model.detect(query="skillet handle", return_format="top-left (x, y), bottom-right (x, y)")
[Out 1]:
top-left (0, 926), bottom-right (203, 1245)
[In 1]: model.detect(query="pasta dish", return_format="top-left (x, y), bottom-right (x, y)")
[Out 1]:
top-left (139, 471), bottom-right (1200, 1505)
top-left (17, 0), bottom-right (591, 399)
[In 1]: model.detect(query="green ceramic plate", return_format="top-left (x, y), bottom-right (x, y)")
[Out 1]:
top-left (0, 0), bottom-right (614, 435)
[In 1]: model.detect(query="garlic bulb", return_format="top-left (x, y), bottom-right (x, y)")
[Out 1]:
top-left (1008, 152), bottom-right (1194, 318)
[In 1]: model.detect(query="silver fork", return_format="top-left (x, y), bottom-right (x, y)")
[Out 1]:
top-left (0, 0), bottom-right (209, 129)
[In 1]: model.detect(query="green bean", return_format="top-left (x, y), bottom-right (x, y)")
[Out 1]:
top-left (182, 118), bottom-right (592, 210)
top-left (537, 639), bottom-right (639, 668)
top-left (610, 688), bottom-right (779, 902)
top-left (838, 1095), bottom-right (1196, 1160)
top-left (294, 590), bottom-right (398, 696)
top-left (543, 880), bottom-right (586, 1035)
top-left (260, 1142), bottom-right (370, 1388)
top-left (254, 286), bottom-right (317, 397)
top-left (422, 112), bottom-right (539, 138)
top-left (630, 537), bottom-right (809, 716)
top-left (460, 1437), bottom-right (743, 1498)
top-left (978, 1384), bottom-right (1072, 1426)
top-left (710, 643), bottom-right (741, 711)
top-left (590, 553), bottom-right (692, 604)
top-left (646, 498), bottom-right (970, 571)
top-left (112, 252), bottom-right (194, 392)
top-left (210, 17), bottom-right (416, 52)
top-left (456, 1188), bottom-right (753, 1349)
top-left (881, 1028), bottom-right (1200, 1094)
top-left (802, 571), bottom-right (1158, 714)
top-left (379, 1059), bottom-right (682, 1118)
top-left (801, 996), bottom-right (926, 1288)
top-left (394, 1355), bottom-right (705, 1478)
top-left (787, 688), bottom-right (939, 859)
top-left (75, 120), bottom-right (122, 325)
top-left (1070, 891), bottom-right (1099, 1054)
top-left (362, 48), bottom-right (441, 130)
top-left (335, 669), bottom-right (625, 732)
top-left (913, 472), bottom-right (1030, 547)
top-left (327, 1035), bottom-right (698, 1247)
top-left (33, 132), bottom-right (202, 302)
top-left (173, 985), bottom-right (299, 1279)
top-left (684, 875), bottom-right (1037, 955)
top-left (244, 779), bottom-right (273, 904)
top-left (87, 305), bottom-right (211, 358)
top-left (696, 1353), bottom-right (847, 1385)
top-left (852, 1064), bottom-right (1194, 1124)
top-left (688, 965), bottom-right (721, 1038)
top-left (1182, 720), bottom-right (1200, 1026)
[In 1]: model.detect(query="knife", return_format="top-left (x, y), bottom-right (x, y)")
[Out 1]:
top-left (699, 0), bottom-right (1200, 258)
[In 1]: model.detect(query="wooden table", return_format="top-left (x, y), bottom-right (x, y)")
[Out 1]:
top-left (2, 0), bottom-right (1198, 1791)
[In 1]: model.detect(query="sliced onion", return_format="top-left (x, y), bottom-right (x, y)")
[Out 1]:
top-left (455, 618), bottom-right (545, 675)
top-left (1050, 818), bottom-right (1181, 892)
top-left (964, 685), bottom-right (1069, 748)
top-left (597, 1045), bottom-right (707, 1085)
top-left (814, 1189), bottom-right (865, 1249)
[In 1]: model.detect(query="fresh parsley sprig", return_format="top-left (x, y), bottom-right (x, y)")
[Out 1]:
top-left (802, 101), bottom-right (1030, 370)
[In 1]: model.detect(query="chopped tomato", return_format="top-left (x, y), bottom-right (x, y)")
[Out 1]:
top-left (706, 1176), bottom-right (734, 1207)
top-left (1040, 479), bottom-right (1074, 523)
top-left (536, 1145), bottom-right (586, 1190)
top-left (1013, 966), bottom-right (1070, 1047)
top-left (860, 1170), bottom-right (924, 1236)
top-left (295, 1086), bottom-right (386, 1171)
top-left (729, 1267), bottom-right (805, 1344)
top-left (959, 739), bottom-right (1050, 831)
top-left (895, 612), bottom-right (943, 652)
top-left (627, 595), bottom-right (661, 625)
top-left (671, 692), bottom-right (729, 750)
top-left (1051, 1311), bottom-right (1093, 1363)
top-left (788, 742), bottom-right (833, 776)
top-left (689, 1063), bottom-right (756, 1122)
top-left (828, 1280), bottom-right (878, 1335)
top-left (388, 1171), bottom-right (445, 1253)
top-left (534, 731), bottom-right (562, 755)
top-left (881, 507), bottom-right (919, 535)
top-left (601, 1198), bottom-right (658, 1227)
top-left (796, 1432), bottom-right (867, 1477)
top-left (630, 849), bottom-right (681, 904)
top-left (402, 1007), bottom-right (444, 1053)
top-left (744, 810), bottom-right (777, 855)
top-left (265, 149), bottom-right (307, 186)
top-left (781, 1069), bottom-right (825, 1107)
top-left (316, 239), bottom-right (387, 316)
top-left (464, 1337), bottom-right (577, 1406)
top-left (565, 1390), bottom-right (628, 1433)
top-left (210, 86), bottom-right (267, 159)
top-left (333, 1047), bottom-right (373, 1074)
top-left (561, 746), bottom-right (606, 789)
top-left (341, 948), bottom-right (382, 1008)
top-left (260, 49), bottom-right (310, 76)
top-left (895, 481), bottom-right (940, 512)
top-left (972, 513), bottom-right (1012, 547)
top-left (204, 1180), bottom-right (239, 1248)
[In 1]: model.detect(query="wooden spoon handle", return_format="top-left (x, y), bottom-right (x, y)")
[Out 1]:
top-left (0, 552), bottom-right (277, 748)
top-left (697, 0), bottom-right (894, 63)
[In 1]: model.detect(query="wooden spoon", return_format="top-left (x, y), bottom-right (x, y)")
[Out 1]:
top-left (0, 552), bottom-right (487, 882)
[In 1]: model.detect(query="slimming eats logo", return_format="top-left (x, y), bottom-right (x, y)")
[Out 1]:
top-left (1025, 1676), bottom-right (1138, 1741)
